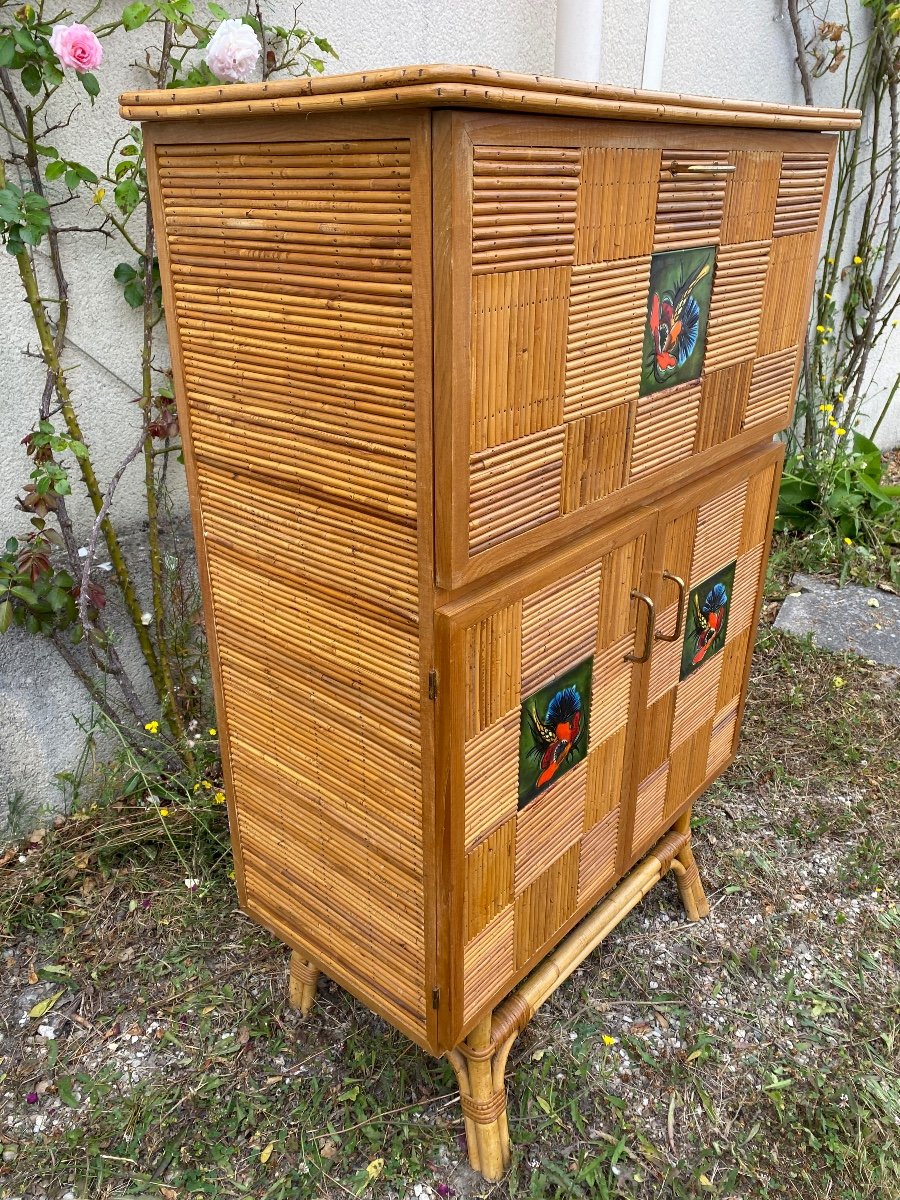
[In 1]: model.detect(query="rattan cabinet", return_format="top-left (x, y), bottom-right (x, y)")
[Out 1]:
top-left (122, 66), bottom-right (858, 1179)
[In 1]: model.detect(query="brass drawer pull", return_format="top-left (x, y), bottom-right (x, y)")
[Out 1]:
top-left (625, 590), bottom-right (656, 663)
top-left (655, 571), bottom-right (687, 643)
top-left (669, 160), bottom-right (736, 176)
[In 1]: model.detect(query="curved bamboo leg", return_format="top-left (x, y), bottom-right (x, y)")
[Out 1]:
top-left (446, 1049), bottom-right (480, 1175)
top-left (454, 1014), bottom-right (510, 1180)
top-left (672, 808), bottom-right (710, 921)
top-left (288, 951), bottom-right (320, 1015)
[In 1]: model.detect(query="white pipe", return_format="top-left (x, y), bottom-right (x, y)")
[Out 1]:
top-left (554, 0), bottom-right (603, 83)
top-left (641, 0), bottom-right (671, 91)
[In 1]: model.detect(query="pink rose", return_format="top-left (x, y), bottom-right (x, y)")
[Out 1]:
top-left (205, 18), bottom-right (260, 84)
top-left (50, 23), bottom-right (103, 73)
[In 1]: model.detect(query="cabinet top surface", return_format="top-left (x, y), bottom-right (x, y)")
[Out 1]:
top-left (120, 62), bottom-right (860, 129)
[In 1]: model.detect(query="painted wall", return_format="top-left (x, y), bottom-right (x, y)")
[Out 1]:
top-left (1, 0), bottom-right (896, 823)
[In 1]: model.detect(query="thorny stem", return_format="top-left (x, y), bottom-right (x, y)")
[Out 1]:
top-left (140, 19), bottom-right (191, 751)
top-left (787, 0), bottom-right (816, 104)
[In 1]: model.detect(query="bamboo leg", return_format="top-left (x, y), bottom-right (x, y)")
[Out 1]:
top-left (672, 808), bottom-right (711, 921)
top-left (446, 1049), bottom-right (481, 1175)
top-left (460, 1015), bottom-right (509, 1180)
top-left (287, 951), bottom-right (320, 1015)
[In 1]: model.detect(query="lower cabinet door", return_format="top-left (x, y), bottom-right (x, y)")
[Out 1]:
top-left (627, 442), bottom-right (784, 865)
top-left (436, 509), bottom-right (656, 1044)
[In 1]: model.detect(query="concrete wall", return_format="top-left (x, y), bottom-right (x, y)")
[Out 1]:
top-left (1, 0), bottom-right (897, 823)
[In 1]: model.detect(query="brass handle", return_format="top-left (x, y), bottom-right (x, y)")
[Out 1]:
top-left (669, 160), bottom-right (736, 176)
top-left (624, 590), bottom-right (656, 664)
top-left (655, 571), bottom-right (687, 643)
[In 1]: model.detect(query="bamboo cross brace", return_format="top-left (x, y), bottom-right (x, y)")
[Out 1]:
top-left (447, 820), bottom-right (709, 1180)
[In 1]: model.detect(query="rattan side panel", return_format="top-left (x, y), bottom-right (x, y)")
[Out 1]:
top-left (153, 134), bottom-right (429, 1040)
top-left (630, 450), bottom-right (781, 860)
top-left (456, 532), bottom-right (646, 1026)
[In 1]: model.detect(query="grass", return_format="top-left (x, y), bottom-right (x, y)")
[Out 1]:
top-left (1, 627), bottom-right (898, 1200)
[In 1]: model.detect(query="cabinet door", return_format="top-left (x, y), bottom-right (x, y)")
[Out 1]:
top-left (627, 443), bottom-right (783, 864)
top-left (433, 110), bottom-right (833, 591)
top-left (435, 510), bottom-right (655, 1047)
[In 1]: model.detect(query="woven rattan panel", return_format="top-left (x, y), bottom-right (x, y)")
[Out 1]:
top-left (464, 140), bottom-right (828, 564)
top-left (154, 137), bottom-right (428, 1039)
top-left (632, 453), bottom-right (780, 859)
top-left (460, 533), bottom-right (645, 1024)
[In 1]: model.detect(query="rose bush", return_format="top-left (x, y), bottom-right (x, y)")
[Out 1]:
top-left (0, 1), bottom-right (335, 767)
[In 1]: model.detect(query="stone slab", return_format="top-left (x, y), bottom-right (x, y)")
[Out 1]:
top-left (774, 572), bottom-right (900, 667)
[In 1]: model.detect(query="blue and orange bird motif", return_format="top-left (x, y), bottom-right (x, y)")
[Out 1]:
top-left (648, 261), bottom-right (712, 382)
top-left (525, 684), bottom-right (584, 790)
top-left (691, 581), bottom-right (729, 666)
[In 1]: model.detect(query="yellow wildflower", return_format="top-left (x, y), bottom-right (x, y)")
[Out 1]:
top-left (832, 676), bottom-right (845, 689)
top-left (835, 427), bottom-right (846, 436)
top-left (824, 292), bottom-right (832, 300)
top-left (144, 720), bottom-right (159, 735)
top-left (602, 1034), bottom-right (617, 1046)
top-left (853, 255), bottom-right (863, 265)
top-left (816, 324), bottom-right (825, 333)
top-left (818, 403), bottom-right (834, 413)
top-left (159, 807), bottom-right (170, 817)
top-left (93, 187), bottom-right (105, 205)
top-left (844, 537), bottom-right (853, 545)
top-left (202, 780), bottom-right (212, 790)
top-left (829, 417), bottom-right (838, 427)
top-left (209, 728), bottom-right (217, 737)
top-left (827, 257), bottom-right (835, 264)
top-left (214, 791), bottom-right (226, 805)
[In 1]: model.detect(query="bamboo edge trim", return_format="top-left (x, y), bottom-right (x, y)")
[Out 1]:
top-left (120, 64), bottom-right (860, 130)
top-left (455, 826), bottom-right (690, 1063)
top-left (120, 85), bottom-right (860, 129)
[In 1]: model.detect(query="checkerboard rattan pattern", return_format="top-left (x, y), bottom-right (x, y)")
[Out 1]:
top-left (460, 454), bottom-right (779, 1024)
top-left (467, 146), bottom-right (828, 557)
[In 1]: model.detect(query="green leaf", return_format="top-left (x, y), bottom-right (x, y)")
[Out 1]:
top-left (29, 989), bottom-right (65, 1020)
top-left (114, 178), bottom-right (141, 215)
top-left (74, 164), bottom-right (99, 185)
top-left (20, 62), bottom-right (42, 95)
top-left (35, 143), bottom-right (59, 159)
top-left (43, 61), bottom-right (63, 86)
top-left (64, 168), bottom-right (80, 191)
top-left (0, 36), bottom-right (16, 68)
top-left (11, 584), bottom-right (39, 607)
top-left (123, 278), bottom-right (145, 308)
top-left (0, 599), bottom-right (12, 634)
top-left (13, 26), bottom-right (39, 53)
top-left (208, 0), bottom-right (229, 16)
top-left (57, 1076), bottom-right (80, 1108)
top-left (119, 144), bottom-right (139, 157)
top-left (47, 586), bottom-right (68, 613)
top-left (78, 70), bottom-right (100, 98)
top-left (113, 261), bottom-right (137, 283)
top-left (122, 0), bottom-right (152, 28)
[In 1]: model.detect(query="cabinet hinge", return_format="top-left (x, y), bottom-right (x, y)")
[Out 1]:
top-left (431, 986), bottom-right (440, 1009)
top-left (428, 668), bottom-right (438, 700)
